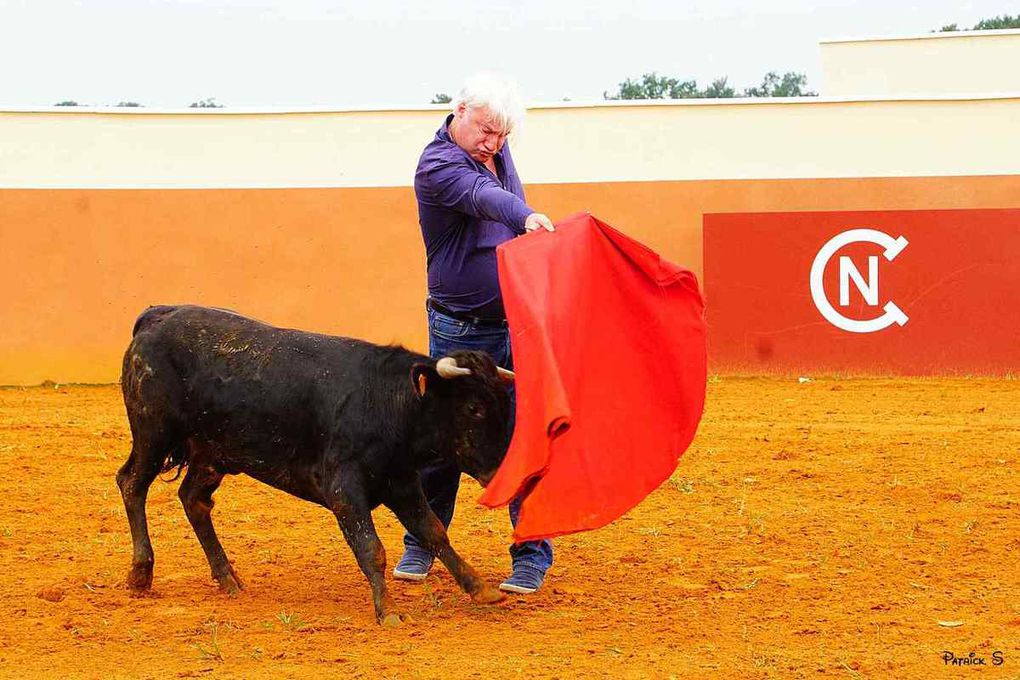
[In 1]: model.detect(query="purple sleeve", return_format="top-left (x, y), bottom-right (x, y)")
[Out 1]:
top-left (424, 160), bottom-right (533, 233)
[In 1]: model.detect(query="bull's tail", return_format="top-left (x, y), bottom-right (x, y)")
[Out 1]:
top-left (132, 305), bottom-right (180, 337)
top-left (126, 304), bottom-right (190, 481)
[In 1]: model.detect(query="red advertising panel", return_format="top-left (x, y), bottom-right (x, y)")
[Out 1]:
top-left (703, 209), bottom-right (1020, 375)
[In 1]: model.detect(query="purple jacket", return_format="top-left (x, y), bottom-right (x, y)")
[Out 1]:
top-left (414, 114), bottom-right (534, 317)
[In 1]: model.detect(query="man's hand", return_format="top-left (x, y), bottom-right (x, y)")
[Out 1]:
top-left (524, 213), bottom-right (555, 233)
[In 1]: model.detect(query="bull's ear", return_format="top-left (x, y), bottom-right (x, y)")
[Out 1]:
top-left (410, 363), bottom-right (437, 399)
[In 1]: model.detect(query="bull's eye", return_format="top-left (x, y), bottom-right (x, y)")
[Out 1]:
top-left (467, 404), bottom-right (486, 420)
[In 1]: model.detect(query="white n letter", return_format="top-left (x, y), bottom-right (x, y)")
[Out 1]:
top-left (839, 256), bottom-right (878, 306)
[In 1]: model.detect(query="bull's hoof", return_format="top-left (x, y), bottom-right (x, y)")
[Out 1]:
top-left (470, 585), bottom-right (505, 605)
top-left (126, 566), bottom-right (153, 593)
top-left (217, 572), bottom-right (244, 595)
top-left (380, 611), bottom-right (414, 628)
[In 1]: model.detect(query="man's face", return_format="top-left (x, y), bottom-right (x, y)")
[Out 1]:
top-left (452, 103), bottom-right (510, 164)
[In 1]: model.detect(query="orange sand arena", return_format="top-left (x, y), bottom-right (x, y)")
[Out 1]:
top-left (1, 377), bottom-right (1018, 678)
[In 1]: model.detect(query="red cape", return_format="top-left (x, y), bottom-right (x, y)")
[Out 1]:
top-left (478, 213), bottom-right (707, 541)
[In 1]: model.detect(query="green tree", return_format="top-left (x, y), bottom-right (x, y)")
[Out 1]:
top-left (702, 77), bottom-right (736, 98)
top-left (431, 93), bottom-right (452, 104)
top-left (54, 101), bottom-right (80, 106)
top-left (189, 97), bottom-right (223, 108)
top-left (937, 14), bottom-right (1019, 31)
top-left (973, 14), bottom-right (1020, 29)
top-left (605, 71), bottom-right (814, 100)
top-left (605, 72), bottom-right (699, 100)
top-left (743, 71), bottom-right (814, 97)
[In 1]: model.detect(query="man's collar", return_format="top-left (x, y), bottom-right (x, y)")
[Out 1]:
top-left (438, 113), bottom-right (455, 143)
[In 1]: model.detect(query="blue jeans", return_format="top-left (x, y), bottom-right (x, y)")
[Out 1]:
top-left (401, 305), bottom-right (554, 573)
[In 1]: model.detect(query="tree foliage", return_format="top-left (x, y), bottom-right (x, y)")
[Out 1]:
top-left (189, 98), bottom-right (224, 108)
top-left (54, 101), bottom-right (80, 106)
top-left (938, 14), bottom-right (1020, 31)
top-left (604, 73), bottom-right (697, 100)
top-left (115, 102), bottom-right (143, 107)
top-left (431, 93), bottom-right (452, 104)
top-left (701, 77), bottom-right (736, 98)
top-left (604, 71), bottom-right (815, 100)
top-left (742, 71), bottom-right (814, 97)
top-left (974, 14), bottom-right (1020, 29)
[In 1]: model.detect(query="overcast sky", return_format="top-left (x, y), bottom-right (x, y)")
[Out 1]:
top-left (0, 0), bottom-right (1013, 108)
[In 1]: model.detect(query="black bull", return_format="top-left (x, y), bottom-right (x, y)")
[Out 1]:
top-left (117, 305), bottom-right (514, 625)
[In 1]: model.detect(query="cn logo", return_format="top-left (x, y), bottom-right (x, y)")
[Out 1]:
top-left (810, 229), bottom-right (909, 333)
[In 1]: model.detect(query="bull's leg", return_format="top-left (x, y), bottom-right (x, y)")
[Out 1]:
top-left (178, 463), bottom-right (244, 594)
top-left (330, 497), bottom-right (410, 627)
top-left (385, 482), bottom-right (504, 606)
top-left (115, 435), bottom-right (172, 592)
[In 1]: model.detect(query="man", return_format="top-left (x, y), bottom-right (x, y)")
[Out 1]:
top-left (393, 73), bottom-right (555, 594)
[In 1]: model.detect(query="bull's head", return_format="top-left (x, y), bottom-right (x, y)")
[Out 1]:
top-left (410, 350), bottom-right (514, 486)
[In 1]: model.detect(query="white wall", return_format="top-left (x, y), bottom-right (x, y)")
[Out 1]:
top-left (821, 29), bottom-right (1020, 97)
top-left (2, 95), bottom-right (1020, 190)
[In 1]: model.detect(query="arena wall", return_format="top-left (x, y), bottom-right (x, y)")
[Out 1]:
top-left (821, 29), bottom-right (1020, 97)
top-left (1, 95), bottom-right (1018, 383)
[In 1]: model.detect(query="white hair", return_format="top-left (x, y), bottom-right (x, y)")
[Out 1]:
top-left (453, 72), bottom-right (525, 136)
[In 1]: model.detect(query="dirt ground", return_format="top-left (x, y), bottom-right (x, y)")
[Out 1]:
top-left (0, 377), bottom-right (1017, 679)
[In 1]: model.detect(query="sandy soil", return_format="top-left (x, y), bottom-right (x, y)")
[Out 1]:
top-left (0, 377), bottom-right (1018, 679)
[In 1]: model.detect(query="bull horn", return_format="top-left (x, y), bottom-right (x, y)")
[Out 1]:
top-left (496, 367), bottom-right (515, 382)
top-left (436, 357), bottom-right (472, 379)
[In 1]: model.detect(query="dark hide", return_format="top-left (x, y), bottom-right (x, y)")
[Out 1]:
top-left (116, 305), bottom-right (511, 625)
